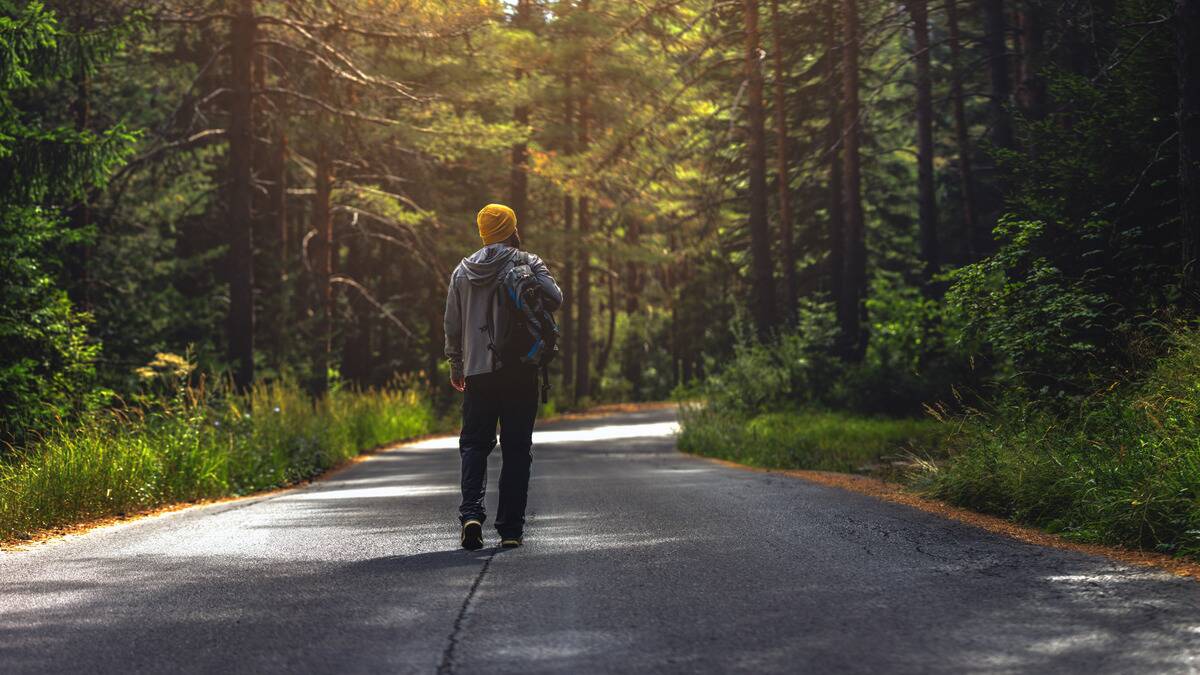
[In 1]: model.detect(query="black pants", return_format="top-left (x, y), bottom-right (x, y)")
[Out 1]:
top-left (458, 367), bottom-right (539, 538)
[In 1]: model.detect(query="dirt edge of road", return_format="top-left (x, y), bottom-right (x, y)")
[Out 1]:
top-left (696, 456), bottom-right (1200, 582)
top-left (1, 401), bottom-right (679, 552)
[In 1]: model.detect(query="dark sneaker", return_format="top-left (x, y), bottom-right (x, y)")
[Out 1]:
top-left (499, 537), bottom-right (523, 549)
top-left (461, 520), bottom-right (484, 550)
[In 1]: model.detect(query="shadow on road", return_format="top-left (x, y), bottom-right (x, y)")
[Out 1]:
top-left (2, 407), bottom-right (1199, 674)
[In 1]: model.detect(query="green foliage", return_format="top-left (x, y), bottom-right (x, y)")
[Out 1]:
top-left (946, 34), bottom-right (1180, 396)
top-left (0, 235), bottom-right (102, 442)
top-left (1, 0), bottom-right (1196, 563)
top-left (680, 294), bottom-right (953, 476)
top-left (699, 299), bottom-right (841, 414)
top-left (697, 294), bottom-right (969, 417)
top-left (678, 405), bottom-right (944, 474)
top-left (946, 217), bottom-right (1111, 394)
top-left (928, 329), bottom-right (1200, 558)
top-left (0, 370), bottom-right (436, 541)
top-left (0, 1), bottom-right (58, 90)
top-left (0, 1), bottom-right (136, 442)
top-left (849, 273), bottom-right (977, 414)
top-left (606, 308), bottom-right (678, 402)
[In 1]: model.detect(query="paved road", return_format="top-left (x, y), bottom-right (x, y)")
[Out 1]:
top-left (3, 408), bottom-right (1199, 674)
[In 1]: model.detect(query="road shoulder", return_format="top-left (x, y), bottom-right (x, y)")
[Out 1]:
top-left (690, 455), bottom-right (1200, 582)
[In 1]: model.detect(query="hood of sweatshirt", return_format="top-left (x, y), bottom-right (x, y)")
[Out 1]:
top-left (460, 244), bottom-right (523, 286)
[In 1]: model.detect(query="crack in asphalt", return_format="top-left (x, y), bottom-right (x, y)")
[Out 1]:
top-left (437, 547), bottom-right (498, 675)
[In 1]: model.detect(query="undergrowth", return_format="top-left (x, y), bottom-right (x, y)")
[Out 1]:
top-left (678, 406), bottom-right (943, 474)
top-left (928, 331), bottom-right (1200, 558)
top-left (679, 310), bottom-right (1200, 561)
top-left (0, 370), bottom-right (434, 542)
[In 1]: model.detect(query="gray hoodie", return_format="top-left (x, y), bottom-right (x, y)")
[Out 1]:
top-left (444, 243), bottom-right (563, 380)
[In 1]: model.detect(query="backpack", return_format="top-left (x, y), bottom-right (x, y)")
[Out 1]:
top-left (486, 253), bottom-right (559, 403)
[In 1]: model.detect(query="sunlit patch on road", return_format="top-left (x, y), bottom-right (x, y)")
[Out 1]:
top-left (489, 629), bottom-right (633, 661)
top-left (403, 421), bottom-right (680, 451)
top-left (283, 485), bottom-right (457, 501)
top-left (533, 421), bottom-right (680, 445)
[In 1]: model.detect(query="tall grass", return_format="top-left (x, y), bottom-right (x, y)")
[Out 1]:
top-left (678, 406), bottom-right (944, 474)
top-left (0, 378), bottom-right (434, 541)
top-left (928, 331), bottom-right (1200, 558)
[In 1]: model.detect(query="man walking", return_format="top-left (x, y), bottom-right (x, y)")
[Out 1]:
top-left (444, 204), bottom-right (563, 550)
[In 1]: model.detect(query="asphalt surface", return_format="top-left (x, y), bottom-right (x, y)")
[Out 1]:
top-left (2, 407), bottom-right (1199, 674)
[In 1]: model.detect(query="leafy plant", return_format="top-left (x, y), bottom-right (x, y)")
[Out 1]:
top-left (0, 364), bottom-right (436, 542)
top-left (679, 405), bottom-right (944, 474)
top-left (928, 329), bottom-right (1200, 558)
top-left (0, 1), bottom-right (137, 443)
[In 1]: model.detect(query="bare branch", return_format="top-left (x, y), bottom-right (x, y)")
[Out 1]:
top-left (154, 11), bottom-right (236, 25)
top-left (252, 38), bottom-right (418, 102)
top-left (261, 22), bottom-right (420, 101)
top-left (255, 13), bottom-right (486, 41)
top-left (260, 87), bottom-right (402, 126)
top-left (329, 275), bottom-right (417, 340)
top-left (109, 128), bottom-right (227, 184)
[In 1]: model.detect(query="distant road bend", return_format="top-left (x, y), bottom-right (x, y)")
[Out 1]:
top-left (2, 407), bottom-right (1199, 674)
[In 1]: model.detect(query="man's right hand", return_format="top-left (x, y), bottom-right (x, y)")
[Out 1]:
top-left (451, 374), bottom-right (466, 392)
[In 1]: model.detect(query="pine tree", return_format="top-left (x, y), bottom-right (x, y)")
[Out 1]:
top-left (1180, 0), bottom-right (1200, 303)
top-left (742, 0), bottom-right (777, 337)
top-left (907, 0), bottom-right (939, 286)
top-left (0, 1), bottom-right (136, 440)
top-left (838, 0), bottom-right (867, 361)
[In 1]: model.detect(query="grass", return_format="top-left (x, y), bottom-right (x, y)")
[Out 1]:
top-left (927, 331), bottom-right (1200, 558)
top-left (677, 405), bottom-right (944, 475)
top-left (0, 378), bottom-right (435, 542)
top-left (680, 330), bottom-right (1200, 561)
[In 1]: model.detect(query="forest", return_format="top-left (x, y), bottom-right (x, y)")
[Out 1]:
top-left (2, 0), bottom-right (1199, 558)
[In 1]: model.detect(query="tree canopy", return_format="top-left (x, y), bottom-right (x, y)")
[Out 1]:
top-left (1, 0), bottom-right (1197, 440)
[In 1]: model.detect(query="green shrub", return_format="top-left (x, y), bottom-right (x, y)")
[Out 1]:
top-left (944, 61), bottom-right (1182, 398)
top-left (699, 294), bottom-right (973, 418)
top-left (928, 331), bottom-right (1200, 557)
top-left (678, 405), bottom-right (944, 474)
top-left (700, 300), bottom-right (842, 415)
top-left (0, 2), bottom-right (140, 444)
top-left (0, 375), bottom-right (434, 541)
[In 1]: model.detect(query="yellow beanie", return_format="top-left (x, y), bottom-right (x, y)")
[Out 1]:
top-left (477, 203), bottom-right (518, 245)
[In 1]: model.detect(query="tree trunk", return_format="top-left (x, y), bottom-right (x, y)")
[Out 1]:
top-left (982, 0), bottom-right (1013, 150)
top-left (1181, 0), bottom-right (1200, 302)
top-left (666, 231), bottom-right (680, 386)
top-left (770, 0), bottom-right (796, 323)
top-left (509, 0), bottom-right (534, 223)
top-left (574, 0), bottom-right (593, 401)
top-left (251, 45), bottom-right (281, 369)
top-left (574, 196), bottom-right (592, 400)
top-left (945, 0), bottom-right (979, 260)
top-left (510, 119), bottom-right (529, 224)
top-left (265, 130), bottom-right (289, 367)
top-left (227, 0), bottom-right (256, 390)
top-left (825, 0), bottom-right (845, 307)
top-left (560, 76), bottom-right (575, 393)
top-left (908, 0), bottom-right (939, 286)
top-left (1016, 1), bottom-right (1046, 120)
top-left (839, 0), bottom-right (867, 361)
top-left (595, 246), bottom-right (617, 379)
top-left (427, 282), bottom-right (443, 394)
top-left (67, 51), bottom-right (92, 309)
top-left (311, 143), bottom-right (334, 396)
top-left (561, 194), bottom-right (575, 392)
top-left (626, 218), bottom-right (641, 314)
top-left (342, 228), bottom-right (371, 387)
top-left (60, 4), bottom-right (94, 310)
top-left (272, 131), bottom-right (289, 279)
top-left (622, 220), bottom-right (644, 398)
top-left (743, 0), bottom-right (777, 338)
